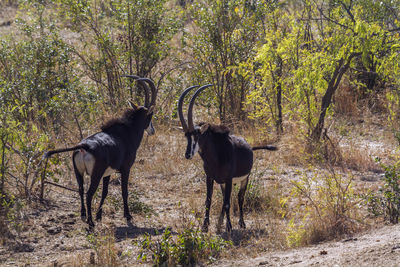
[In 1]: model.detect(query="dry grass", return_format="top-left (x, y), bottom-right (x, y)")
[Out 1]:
top-left (340, 145), bottom-right (380, 172)
top-left (1, 114), bottom-right (398, 266)
top-left (334, 85), bottom-right (360, 117)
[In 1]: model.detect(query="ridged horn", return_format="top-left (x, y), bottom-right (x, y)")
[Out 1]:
top-left (136, 78), bottom-right (157, 108)
top-left (177, 85), bottom-right (199, 133)
top-left (187, 84), bottom-right (213, 132)
top-left (122, 75), bottom-right (150, 107)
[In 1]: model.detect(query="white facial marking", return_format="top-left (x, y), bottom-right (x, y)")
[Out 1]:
top-left (191, 136), bottom-right (199, 157)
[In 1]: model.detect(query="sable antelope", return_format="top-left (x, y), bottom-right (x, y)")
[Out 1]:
top-left (44, 75), bottom-right (157, 228)
top-left (177, 85), bottom-right (277, 233)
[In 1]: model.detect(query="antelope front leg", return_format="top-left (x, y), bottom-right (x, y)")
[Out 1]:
top-left (202, 176), bottom-right (214, 232)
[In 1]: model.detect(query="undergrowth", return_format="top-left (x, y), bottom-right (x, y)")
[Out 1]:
top-left (285, 166), bottom-right (362, 247)
top-left (365, 159), bottom-right (400, 224)
top-left (86, 230), bottom-right (119, 266)
top-left (0, 192), bottom-right (24, 240)
top-left (137, 224), bottom-right (231, 266)
top-left (108, 189), bottom-right (154, 216)
top-left (232, 178), bottom-right (283, 216)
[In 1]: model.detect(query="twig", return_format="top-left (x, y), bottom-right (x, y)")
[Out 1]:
top-left (44, 180), bottom-right (79, 193)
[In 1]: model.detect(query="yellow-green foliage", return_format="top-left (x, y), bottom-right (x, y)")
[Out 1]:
top-left (247, 1), bottom-right (400, 138)
top-left (286, 167), bottom-right (361, 247)
top-left (137, 224), bottom-right (231, 266)
top-left (365, 159), bottom-right (400, 224)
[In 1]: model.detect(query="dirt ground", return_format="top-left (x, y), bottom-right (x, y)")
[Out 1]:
top-left (1, 119), bottom-right (400, 266)
top-left (213, 224), bottom-right (400, 266)
top-left (1, 157), bottom-right (400, 267)
top-left (1, 168), bottom-right (400, 267)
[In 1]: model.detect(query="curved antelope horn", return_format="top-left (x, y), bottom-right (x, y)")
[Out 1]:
top-left (187, 84), bottom-right (213, 132)
top-left (122, 75), bottom-right (150, 107)
top-left (136, 78), bottom-right (157, 108)
top-left (177, 85), bottom-right (199, 133)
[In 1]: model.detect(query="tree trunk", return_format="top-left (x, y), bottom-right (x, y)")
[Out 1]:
top-left (0, 135), bottom-right (6, 194)
top-left (275, 56), bottom-right (283, 134)
top-left (311, 53), bottom-right (360, 141)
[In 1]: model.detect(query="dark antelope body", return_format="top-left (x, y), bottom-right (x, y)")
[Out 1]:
top-left (178, 85), bottom-right (277, 233)
top-left (44, 76), bottom-right (157, 228)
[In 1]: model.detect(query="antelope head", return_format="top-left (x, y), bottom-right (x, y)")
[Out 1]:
top-left (123, 75), bottom-right (158, 135)
top-left (177, 84), bottom-right (213, 159)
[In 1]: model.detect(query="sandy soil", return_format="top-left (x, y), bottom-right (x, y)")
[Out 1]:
top-left (1, 185), bottom-right (400, 267)
top-left (213, 224), bottom-right (400, 266)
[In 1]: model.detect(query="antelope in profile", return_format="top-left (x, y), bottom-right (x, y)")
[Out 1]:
top-left (44, 75), bottom-right (157, 228)
top-left (178, 85), bottom-right (277, 233)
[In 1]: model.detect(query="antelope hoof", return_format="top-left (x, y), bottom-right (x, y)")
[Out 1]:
top-left (125, 214), bottom-right (132, 223)
top-left (239, 219), bottom-right (246, 229)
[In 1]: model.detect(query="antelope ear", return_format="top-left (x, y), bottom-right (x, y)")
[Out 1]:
top-left (147, 106), bottom-right (154, 115)
top-left (127, 100), bottom-right (138, 110)
top-left (200, 124), bottom-right (209, 134)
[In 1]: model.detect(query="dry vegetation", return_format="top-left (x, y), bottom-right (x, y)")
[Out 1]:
top-left (2, 1), bottom-right (400, 266)
top-left (1, 109), bottom-right (398, 266)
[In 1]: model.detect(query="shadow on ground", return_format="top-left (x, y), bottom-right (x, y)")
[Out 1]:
top-left (220, 228), bottom-right (269, 246)
top-left (114, 222), bottom-right (169, 241)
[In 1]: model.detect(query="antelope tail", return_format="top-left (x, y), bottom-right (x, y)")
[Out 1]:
top-left (252, 145), bottom-right (278, 151)
top-left (43, 144), bottom-right (88, 159)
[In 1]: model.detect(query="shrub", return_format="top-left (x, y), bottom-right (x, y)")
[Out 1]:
top-left (137, 224), bottom-right (231, 266)
top-left (0, 6), bottom-right (96, 201)
top-left (286, 167), bottom-right (361, 247)
top-left (0, 192), bottom-right (24, 240)
top-left (365, 159), bottom-right (400, 224)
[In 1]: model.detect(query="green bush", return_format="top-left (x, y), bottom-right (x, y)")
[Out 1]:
top-left (0, 4), bottom-right (97, 200)
top-left (137, 225), bottom-right (231, 266)
top-left (365, 159), bottom-right (400, 224)
top-left (0, 192), bottom-right (24, 239)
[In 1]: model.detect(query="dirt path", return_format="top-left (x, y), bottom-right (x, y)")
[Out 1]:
top-left (213, 224), bottom-right (400, 266)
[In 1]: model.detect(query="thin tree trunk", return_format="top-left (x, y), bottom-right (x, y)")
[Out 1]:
top-left (276, 81), bottom-right (283, 134)
top-left (0, 135), bottom-right (7, 194)
top-left (127, 2), bottom-right (133, 98)
top-left (311, 53), bottom-right (360, 141)
top-left (276, 56), bottom-right (283, 134)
